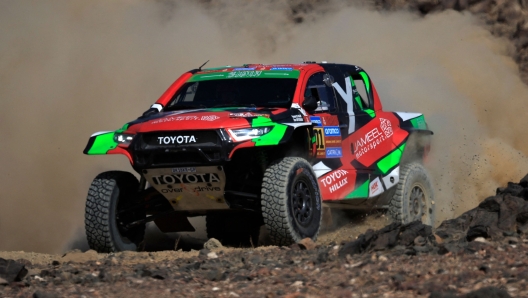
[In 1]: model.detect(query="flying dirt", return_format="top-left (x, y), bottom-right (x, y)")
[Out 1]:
top-left (1, 0), bottom-right (528, 256)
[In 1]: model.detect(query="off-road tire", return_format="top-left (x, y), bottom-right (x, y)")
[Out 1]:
top-left (85, 171), bottom-right (146, 252)
top-left (388, 163), bottom-right (435, 226)
top-left (261, 157), bottom-right (322, 246)
top-left (205, 212), bottom-right (261, 247)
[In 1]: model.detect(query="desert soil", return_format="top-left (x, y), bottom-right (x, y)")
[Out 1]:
top-left (0, 206), bottom-right (524, 298)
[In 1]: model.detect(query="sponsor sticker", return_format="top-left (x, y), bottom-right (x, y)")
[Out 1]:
top-left (270, 67), bottom-right (293, 70)
top-left (314, 128), bottom-right (325, 150)
top-left (369, 177), bottom-right (384, 197)
top-left (151, 173), bottom-right (221, 185)
top-left (143, 166), bottom-right (227, 205)
top-left (354, 118), bottom-right (393, 159)
top-left (380, 118), bottom-right (393, 138)
top-left (233, 67), bottom-right (255, 71)
top-left (325, 147), bottom-right (342, 158)
top-left (320, 170), bottom-right (348, 193)
top-left (172, 167), bottom-right (196, 173)
top-left (229, 112), bottom-right (269, 118)
top-left (323, 126), bottom-right (341, 137)
top-left (291, 114), bottom-right (304, 122)
top-left (151, 115), bottom-right (220, 124)
top-left (157, 135), bottom-right (196, 144)
top-left (227, 71), bottom-right (262, 78)
top-left (310, 116), bottom-right (322, 126)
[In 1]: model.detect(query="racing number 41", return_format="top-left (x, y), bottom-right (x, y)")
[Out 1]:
top-left (314, 128), bottom-right (325, 150)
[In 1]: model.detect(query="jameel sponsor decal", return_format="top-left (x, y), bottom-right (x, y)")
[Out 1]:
top-left (326, 147), bottom-right (342, 158)
top-left (324, 126), bottom-right (341, 136)
top-left (310, 116), bottom-right (322, 126)
top-left (354, 118), bottom-right (393, 159)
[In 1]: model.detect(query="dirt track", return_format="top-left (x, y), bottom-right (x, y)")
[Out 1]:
top-left (7, 174), bottom-right (528, 297)
top-left (3, 185), bottom-right (528, 298)
top-left (1, 220), bottom-right (526, 298)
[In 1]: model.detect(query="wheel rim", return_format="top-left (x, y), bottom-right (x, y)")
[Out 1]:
top-left (291, 177), bottom-right (314, 227)
top-left (409, 184), bottom-right (426, 222)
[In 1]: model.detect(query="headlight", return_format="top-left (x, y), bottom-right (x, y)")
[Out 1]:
top-left (229, 127), bottom-right (272, 142)
top-left (113, 133), bottom-right (135, 146)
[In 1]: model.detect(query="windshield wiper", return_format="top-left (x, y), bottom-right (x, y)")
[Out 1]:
top-left (164, 104), bottom-right (206, 111)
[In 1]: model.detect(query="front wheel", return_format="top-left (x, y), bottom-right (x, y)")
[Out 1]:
top-left (85, 171), bottom-right (146, 252)
top-left (388, 163), bottom-right (435, 226)
top-left (261, 157), bottom-right (322, 246)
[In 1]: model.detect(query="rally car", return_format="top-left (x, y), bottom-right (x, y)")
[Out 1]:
top-left (83, 62), bottom-right (435, 252)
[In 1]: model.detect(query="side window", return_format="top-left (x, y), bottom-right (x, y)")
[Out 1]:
top-left (353, 79), bottom-right (370, 109)
top-left (305, 72), bottom-right (337, 112)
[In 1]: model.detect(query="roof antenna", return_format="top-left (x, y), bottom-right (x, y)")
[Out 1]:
top-left (198, 60), bottom-right (209, 71)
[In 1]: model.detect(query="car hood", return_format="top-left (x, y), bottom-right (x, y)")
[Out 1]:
top-left (125, 107), bottom-right (288, 133)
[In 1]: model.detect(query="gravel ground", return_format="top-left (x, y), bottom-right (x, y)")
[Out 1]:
top-left (0, 236), bottom-right (524, 298)
top-left (5, 174), bottom-right (528, 298)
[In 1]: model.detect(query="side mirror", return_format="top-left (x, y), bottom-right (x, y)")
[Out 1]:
top-left (323, 74), bottom-right (334, 87)
top-left (302, 95), bottom-right (318, 111)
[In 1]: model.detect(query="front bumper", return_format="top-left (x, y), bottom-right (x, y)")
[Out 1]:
top-left (130, 129), bottom-right (234, 170)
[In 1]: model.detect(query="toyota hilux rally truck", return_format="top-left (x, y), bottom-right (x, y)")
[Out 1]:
top-left (83, 62), bottom-right (435, 252)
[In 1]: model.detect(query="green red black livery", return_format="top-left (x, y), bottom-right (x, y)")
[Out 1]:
top-left (83, 62), bottom-right (435, 252)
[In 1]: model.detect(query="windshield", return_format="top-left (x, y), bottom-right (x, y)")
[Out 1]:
top-left (165, 78), bottom-right (298, 110)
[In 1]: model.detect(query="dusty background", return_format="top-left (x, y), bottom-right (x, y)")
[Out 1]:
top-left (1, 0), bottom-right (528, 254)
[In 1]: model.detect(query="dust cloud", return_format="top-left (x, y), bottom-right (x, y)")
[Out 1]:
top-left (1, 0), bottom-right (527, 253)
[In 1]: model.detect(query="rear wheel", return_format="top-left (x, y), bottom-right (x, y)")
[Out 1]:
top-left (85, 171), bottom-right (146, 252)
top-left (388, 163), bottom-right (435, 226)
top-left (261, 157), bottom-right (322, 245)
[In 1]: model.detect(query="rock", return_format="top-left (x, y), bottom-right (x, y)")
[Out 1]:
top-left (479, 264), bottom-right (491, 273)
top-left (461, 286), bottom-right (512, 297)
top-left (0, 258), bottom-right (28, 282)
top-left (26, 268), bottom-right (41, 276)
top-left (205, 269), bottom-right (224, 281)
top-left (441, 0), bottom-right (457, 9)
top-left (290, 280), bottom-right (303, 287)
top-left (204, 238), bottom-right (223, 250)
top-left (414, 236), bottom-right (427, 246)
top-left (0, 277), bottom-right (8, 285)
top-left (59, 272), bottom-right (72, 281)
top-left (248, 255), bottom-right (262, 264)
top-left (207, 252), bottom-right (218, 259)
top-left (473, 237), bottom-right (488, 243)
top-left (297, 238), bottom-right (316, 250)
top-left (434, 234), bottom-right (444, 244)
top-left (61, 250), bottom-right (99, 263)
top-left (32, 290), bottom-right (58, 298)
top-left (413, 245), bottom-right (430, 253)
top-left (429, 291), bottom-right (458, 298)
top-left (519, 174), bottom-right (528, 187)
top-left (391, 274), bottom-right (406, 283)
